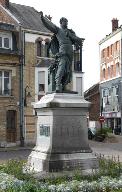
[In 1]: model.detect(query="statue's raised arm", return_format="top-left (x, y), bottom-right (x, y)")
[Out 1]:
top-left (40, 11), bottom-right (58, 34)
top-left (68, 29), bottom-right (83, 46)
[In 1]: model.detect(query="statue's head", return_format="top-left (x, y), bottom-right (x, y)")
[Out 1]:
top-left (60, 17), bottom-right (68, 28)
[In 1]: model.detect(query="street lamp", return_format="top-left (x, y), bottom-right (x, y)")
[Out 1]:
top-left (24, 85), bottom-right (32, 107)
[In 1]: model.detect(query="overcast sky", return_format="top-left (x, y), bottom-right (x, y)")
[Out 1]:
top-left (10, 0), bottom-right (122, 91)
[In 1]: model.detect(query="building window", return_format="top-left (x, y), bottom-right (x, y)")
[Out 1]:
top-left (115, 41), bottom-right (119, 50)
top-left (103, 68), bottom-right (105, 79)
top-left (76, 77), bottom-right (82, 94)
top-left (112, 86), bottom-right (117, 96)
top-left (45, 42), bottom-right (50, 57)
top-left (108, 89), bottom-right (111, 96)
top-left (111, 44), bottom-right (113, 55)
top-left (74, 61), bottom-right (81, 71)
top-left (102, 49), bottom-right (105, 58)
top-left (37, 41), bottom-right (42, 57)
top-left (4, 38), bottom-right (9, 48)
top-left (74, 48), bottom-right (81, 71)
top-left (39, 84), bottom-right (45, 92)
top-left (36, 37), bottom-right (43, 57)
top-left (45, 39), bottom-right (51, 57)
top-left (116, 86), bottom-right (119, 95)
top-left (101, 49), bottom-right (106, 63)
top-left (38, 71), bottom-right (45, 100)
top-left (108, 67), bottom-right (110, 78)
top-left (111, 65), bottom-right (114, 77)
top-left (107, 46), bottom-right (109, 57)
top-left (0, 70), bottom-right (11, 95)
top-left (103, 89), bottom-right (109, 97)
top-left (0, 33), bottom-right (11, 49)
top-left (116, 63), bottom-right (120, 76)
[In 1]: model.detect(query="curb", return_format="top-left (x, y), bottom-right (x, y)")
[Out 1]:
top-left (0, 146), bottom-right (33, 152)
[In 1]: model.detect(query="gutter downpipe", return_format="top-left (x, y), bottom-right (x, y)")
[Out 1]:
top-left (80, 38), bottom-right (85, 72)
top-left (19, 25), bottom-right (24, 146)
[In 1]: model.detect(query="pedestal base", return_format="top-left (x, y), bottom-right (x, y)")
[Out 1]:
top-left (26, 93), bottom-right (99, 173)
top-left (27, 148), bottom-right (98, 172)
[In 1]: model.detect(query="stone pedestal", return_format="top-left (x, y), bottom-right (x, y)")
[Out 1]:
top-left (27, 93), bottom-right (98, 172)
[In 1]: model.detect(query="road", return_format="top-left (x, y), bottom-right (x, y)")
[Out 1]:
top-left (0, 136), bottom-right (122, 163)
top-left (89, 140), bottom-right (122, 162)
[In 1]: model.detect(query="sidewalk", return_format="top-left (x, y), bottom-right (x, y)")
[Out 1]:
top-left (0, 145), bottom-right (33, 152)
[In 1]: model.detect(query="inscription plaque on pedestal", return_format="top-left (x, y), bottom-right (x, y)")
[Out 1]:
top-left (39, 124), bottom-right (50, 137)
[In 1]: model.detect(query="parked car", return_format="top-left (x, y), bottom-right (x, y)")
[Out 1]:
top-left (88, 127), bottom-right (96, 140)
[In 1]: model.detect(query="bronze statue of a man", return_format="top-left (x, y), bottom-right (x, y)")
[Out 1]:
top-left (41, 12), bottom-right (82, 92)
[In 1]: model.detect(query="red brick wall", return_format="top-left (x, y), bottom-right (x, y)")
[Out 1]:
top-left (100, 40), bottom-right (120, 81)
top-left (0, 2), bottom-right (17, 25)
top-left (84, 84), bottom-right (100, 121)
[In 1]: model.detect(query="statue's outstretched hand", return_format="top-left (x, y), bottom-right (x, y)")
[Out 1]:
top-left (80, 38), bottom-right (85, 45)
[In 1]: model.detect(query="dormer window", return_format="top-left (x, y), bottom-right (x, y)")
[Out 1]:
top-left (4, 37), bottom-right (9, 48)
top-left (0, 33), bottom-right (12, 49)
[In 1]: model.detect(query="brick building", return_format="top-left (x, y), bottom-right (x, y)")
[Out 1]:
top-left (99, 18), bottom-right (122, 133)
top-left (0, 0), bottom-right (84, 146)
top-left (0, 1), bottom-right (20, 146)
top-left (84, 83), bottom-right (100, 122)
top-left (0, 0), bottom-right (53, 146)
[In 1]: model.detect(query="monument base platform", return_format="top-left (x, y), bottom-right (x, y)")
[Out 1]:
top-left (26, 93), bottom-right (99, 173)
top-left (27, 149), bottom-right (98, 172)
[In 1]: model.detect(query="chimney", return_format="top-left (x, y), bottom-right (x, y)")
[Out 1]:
top-left (0, 0), bottom-right (9, 9)
top-left (45, 15), bottom-right (52, 21)
top-left (111, 18), bottom-right (119, 32)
